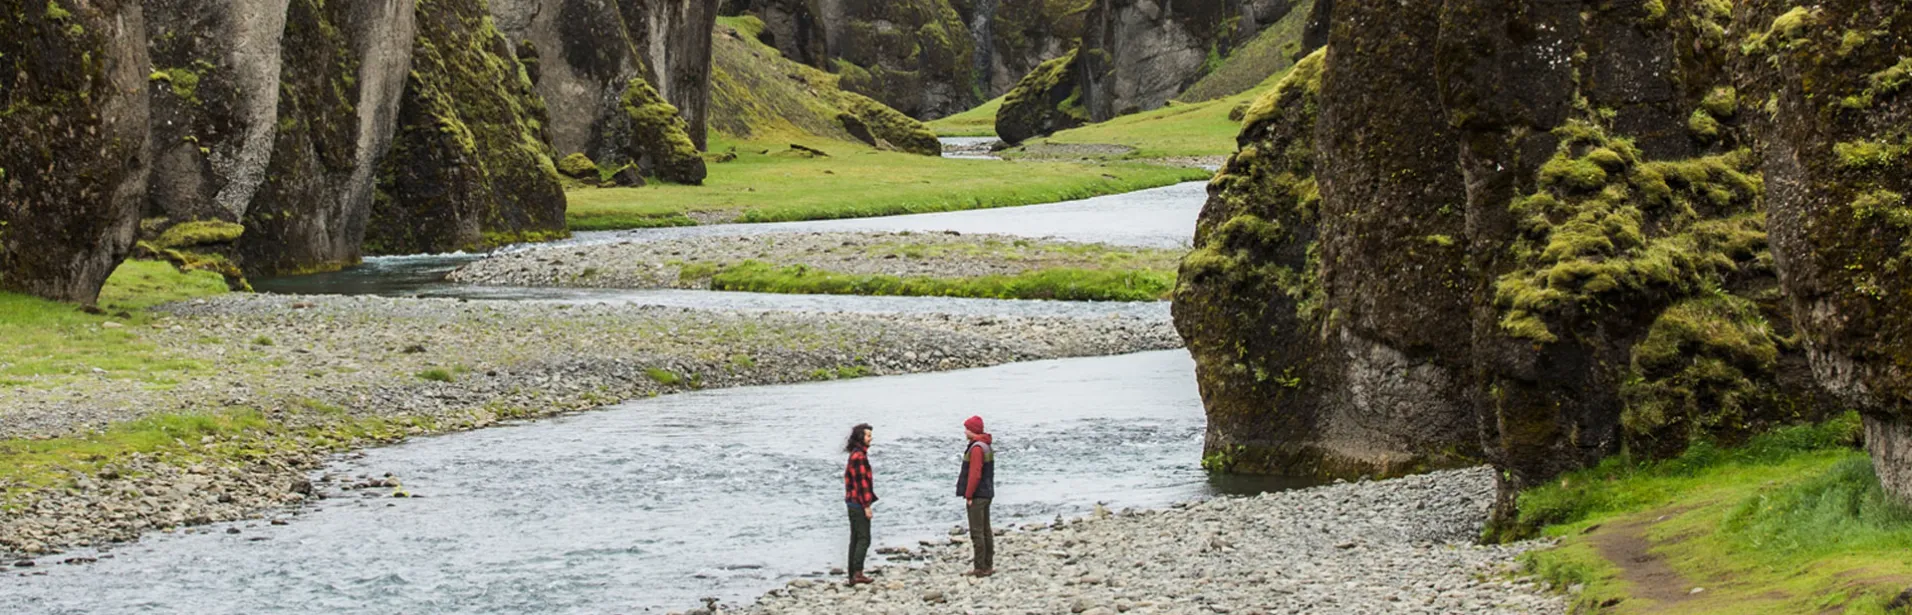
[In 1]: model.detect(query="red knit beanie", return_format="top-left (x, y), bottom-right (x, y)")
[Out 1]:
top-left (964, 415), bottom-right (985, 434)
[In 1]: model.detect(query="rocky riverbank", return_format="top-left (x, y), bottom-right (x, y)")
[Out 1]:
top-left (732, 468), bottom-right (1564, 615)
top-left (448, 232), bottom-right (1183, 290)
top-left (1, 293), bottom-right (1178, 558)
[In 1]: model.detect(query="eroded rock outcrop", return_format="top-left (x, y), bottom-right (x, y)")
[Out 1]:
top-left (142, 0), bottom-right (288, 227)
top-left (237, 0), bottom-right (416, 275)
top-left (1176, 0), bottom-right (1477, 479)
top-left (490, 0), bottom-right (710, 182)
top-left (366, 0), bottom-right (567, 255)
top-left (0, 0), bottom-right (151, 303)
top-left (1738, 0), bottom-right (1912, 503)
top-left (1177, 0), bottom-right (1839, 530)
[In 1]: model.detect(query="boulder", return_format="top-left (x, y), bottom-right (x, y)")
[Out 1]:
top-left (238, 0), bottom-right (416, 275)
top-left (0, 0), bottom-right (152, 303)
top-left (366, 0), bottom-right (568, 255)
top-left (994, 48), bottom-right (1087, 145)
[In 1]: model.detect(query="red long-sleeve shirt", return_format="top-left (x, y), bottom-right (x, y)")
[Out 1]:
top-left (845, 446), bottom-right (877, 506)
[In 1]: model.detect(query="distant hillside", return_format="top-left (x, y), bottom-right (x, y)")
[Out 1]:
top-left (707, 16), bottom-right (938, 155)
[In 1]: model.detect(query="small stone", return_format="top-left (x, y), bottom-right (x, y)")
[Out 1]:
top-left (226, 527), bottom-right (241, 534)
top-left (921, 590), bottom-right (945, 603)
top-left (101, 322), bottom-right (124, 329)
top-left (12, 560), bottom-right (34, 568)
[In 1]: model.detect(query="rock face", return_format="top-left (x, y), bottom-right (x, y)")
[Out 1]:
top-left (1174, 0), bottom-right (1477, 479)
top-left (142, 0), bottom-right (289, 226)
top-left (719, 0), bottom-right (976, 118)
top-left (1176, 0), bottom-right (1842, 530)
top-left (623, 0), bottom-right (719, 150)
top-left (237, 0), bottom-right (416, 275)
top-left (1077, 0), bottom-right (1234, 120)
top-left (366, 0), bottom-right (568, 255)
top-left (1738, 0), bottom-right (1912, 503)
top-left (488, 0), bottom-right (711, 181)
top-left (0, 0), bottom-right (152, 303)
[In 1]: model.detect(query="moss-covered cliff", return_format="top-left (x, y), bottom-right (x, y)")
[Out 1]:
top-left (1176, 0), bottom-right (1848, 531)
top-left (0, 0), bottom-right (151, 303)
top-left (238, 0), bottom-right (415, 275)
top-left (488, 0), bottom-right (710, 182)
top-left (366, 0), bottom-right (568, 255)
top-left (1738, 0), bottom-right (1912, 504)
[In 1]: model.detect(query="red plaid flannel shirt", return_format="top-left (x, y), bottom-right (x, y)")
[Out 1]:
top-left (845, 446), bottom-right (877, 506)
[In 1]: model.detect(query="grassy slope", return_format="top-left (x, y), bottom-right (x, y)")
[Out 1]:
top-left (0, 261), bottom-right (228, 389)
top-left (1011, 87), bottom-right (1262, 159)
top-left (1176, 0), bottom-right (1315, 103)
top-left (564, 16), bottom-right (1208, 231)
top-left (926, 95), bottom-right (1003, 137)
top-left (1517, 415), bottom-right (1912, 614)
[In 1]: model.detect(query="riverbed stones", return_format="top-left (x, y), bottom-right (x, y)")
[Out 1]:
top-left (0, 293), bottom-right (1178, 557)
top-left (739, 468), bottom-right (1564, 615)
top-left (449, 231), bottom-right (1181, 289)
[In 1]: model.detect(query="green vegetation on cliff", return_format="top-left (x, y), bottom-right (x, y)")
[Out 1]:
top-left (1176, 0), bottom-right (1316, 103)
top-left (707, 16), bottom-right (938, 155)
top-left (1516, 415), bottom-right (1912, 614)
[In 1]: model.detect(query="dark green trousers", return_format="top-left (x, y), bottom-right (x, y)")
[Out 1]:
top-left (966, 498), bottom-right (993, 570)
top-left (847, 505), bottom-right (871, 574)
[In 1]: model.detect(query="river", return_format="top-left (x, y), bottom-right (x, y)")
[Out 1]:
top-left (2, 170), bottom-right (1237, 613)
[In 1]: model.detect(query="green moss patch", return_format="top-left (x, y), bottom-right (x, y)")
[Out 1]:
top-left (1177, 0), bottom-right (1316, 103)
top-left (705, 261), bottom-right (1175, 301)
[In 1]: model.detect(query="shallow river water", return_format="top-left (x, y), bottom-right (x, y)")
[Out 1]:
top-left (0, 351), bottom-right (1306, 614)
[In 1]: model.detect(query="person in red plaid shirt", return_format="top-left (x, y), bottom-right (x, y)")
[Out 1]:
top-left (843, 423), bottom-right (877, 585)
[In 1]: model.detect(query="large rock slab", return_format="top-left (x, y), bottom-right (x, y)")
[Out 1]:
top-left (142, 0), bottom-right (289, 226)
top-left (0, 0), bottom-right (152, 303)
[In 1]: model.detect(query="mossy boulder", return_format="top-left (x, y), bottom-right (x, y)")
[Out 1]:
top-left (239, 0), bottom-right (417, 275)
top-left (0, 0), bottom-right (152, 303)
top-left (994, 48), bottom-right (1087, 145)
top-left (557, 153), bottom-right (600, 179)
top-left (1738, 0), bottom-right (1912, 503)
top-left (368, 0), bottom-right (568, 255)
top-left (620, 76), bottom-right (709, 184)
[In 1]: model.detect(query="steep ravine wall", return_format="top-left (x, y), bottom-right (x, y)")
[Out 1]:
top-left (1737, 0), bottom-right (1912, 503)
top-left (0, 0), bottom-right (152, 304)
top-left (2, 0), bottom-right (726, 291)
top-left (1176, 0), bottom-right (1877, 528)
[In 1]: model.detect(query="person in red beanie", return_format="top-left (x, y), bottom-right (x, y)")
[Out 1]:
top-left (957, 415), bottom-right (994, 577)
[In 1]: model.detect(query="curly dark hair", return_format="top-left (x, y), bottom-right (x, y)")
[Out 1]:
top-left (845, 423), bottom-right (873, 453)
